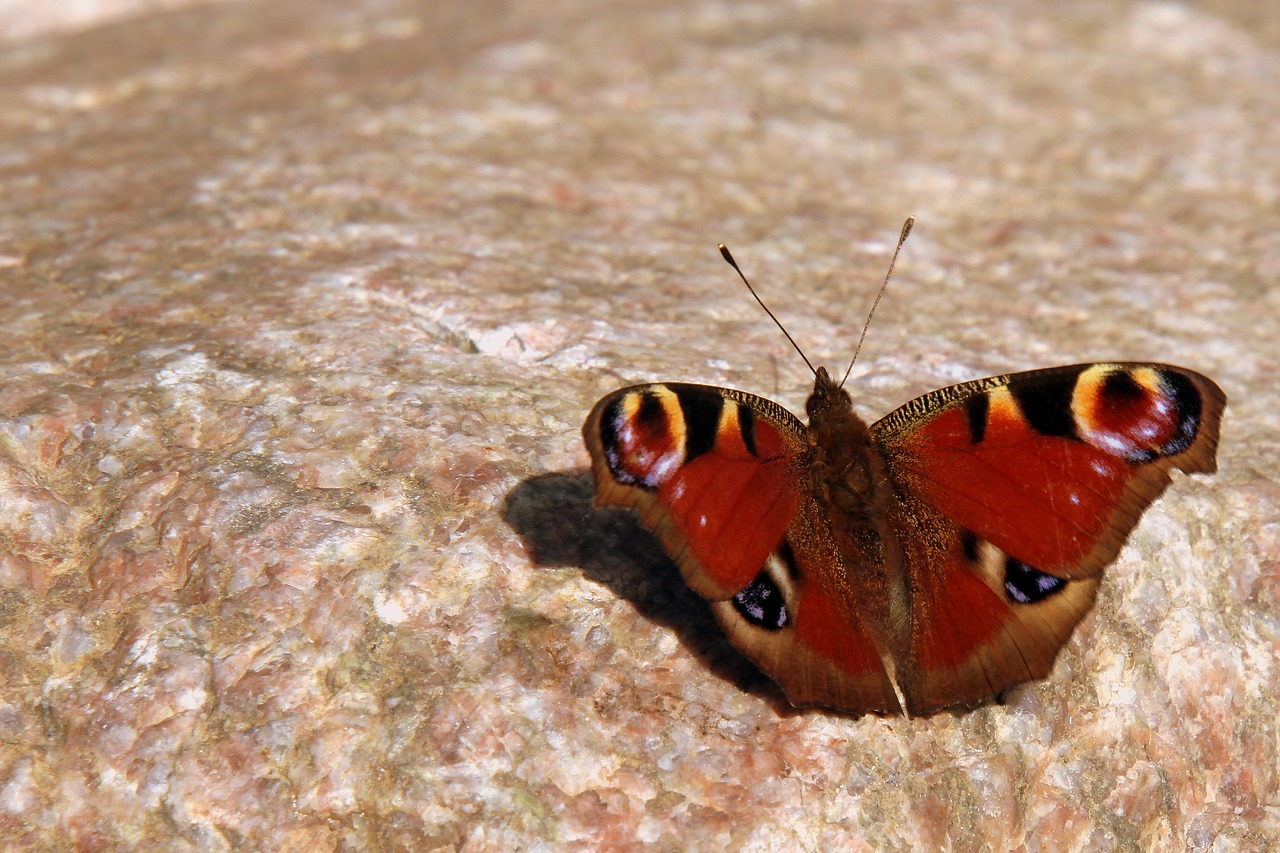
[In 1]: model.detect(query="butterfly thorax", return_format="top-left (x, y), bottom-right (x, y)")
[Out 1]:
top-left (805, 367), bottom-right (881, 515)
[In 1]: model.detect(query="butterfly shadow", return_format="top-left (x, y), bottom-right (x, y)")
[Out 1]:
top-left (502, 471), bottom-right (809, 717)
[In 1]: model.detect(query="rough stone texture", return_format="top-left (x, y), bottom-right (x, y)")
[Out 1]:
top-left (0, 0), bottom-right (227, 43)
top-left (0, 0), bottom-right (1276, 849)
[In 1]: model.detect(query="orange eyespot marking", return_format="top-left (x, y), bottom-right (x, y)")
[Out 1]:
top-left (601, 387), bottom-right (686, 489)
top-left (1073, 366), bottom-right (1201, 462)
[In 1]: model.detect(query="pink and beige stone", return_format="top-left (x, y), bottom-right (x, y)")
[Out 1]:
top-left (0, 0), bottom-right (1277, 848)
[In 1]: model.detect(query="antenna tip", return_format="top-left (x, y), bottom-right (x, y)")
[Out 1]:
top-left (900, 216), bottom-right (915, 241)
top-left (718, 244), bottom-right (735, 265)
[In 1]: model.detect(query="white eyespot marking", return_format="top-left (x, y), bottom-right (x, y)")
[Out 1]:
top-left (603, 441), bottom-right (683, 490)
top-left (698, 515), bottom-right (708, 528)
top-left (646, 452), bottom-right (683, 487)
top-left (1130, 395), bottom-right (1175, 444)
top-left (739, 597), bottom-right (766, 621)
top-left (1087, 432), bottom-right (1134, 457)
top-left (732, 573), bottom-right (789, 629)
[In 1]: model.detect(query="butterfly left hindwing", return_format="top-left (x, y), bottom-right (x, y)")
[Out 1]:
top-left (583, 382), bottom-right (903, 712)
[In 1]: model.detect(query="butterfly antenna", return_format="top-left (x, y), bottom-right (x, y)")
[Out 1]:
top-left (719, 244), bottom-right (817, 377)
top-left (839, 215), bottom-right (915, 388)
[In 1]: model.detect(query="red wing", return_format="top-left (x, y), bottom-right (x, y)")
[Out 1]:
top-left (583, 383), bottom-right (810, 599)
top-left (875, 363), bottom-right (1225, 579)
top-left (871, 362), bottom-right (1225, 713)
top-left (710, 509), bottom-right (900, 714)
top-left (886, 502), bottom-right (1104, 714)
top-left (584, 382), bottom-right (900, 712)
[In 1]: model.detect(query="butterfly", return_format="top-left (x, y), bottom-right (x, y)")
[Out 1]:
top-left (581, 225), bottom-right (1226, 716)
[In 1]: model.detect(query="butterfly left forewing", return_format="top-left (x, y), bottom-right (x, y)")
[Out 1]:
top-left (872, 362), bottom-right (1225, 713)
top-left (583, 383), bottom-right (811, 599)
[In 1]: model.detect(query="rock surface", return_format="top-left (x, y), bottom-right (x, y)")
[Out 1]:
top-left (0, 0), bottom-right (1277, 849)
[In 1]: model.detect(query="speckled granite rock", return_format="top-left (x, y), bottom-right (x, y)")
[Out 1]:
top-left (0, 0), bottom-right (1276, 849)
top-left (0, 0), bottom-right (225, 43)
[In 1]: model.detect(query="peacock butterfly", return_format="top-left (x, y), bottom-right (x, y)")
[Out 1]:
top-left (582, 220), bottom-right (1225, 716)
